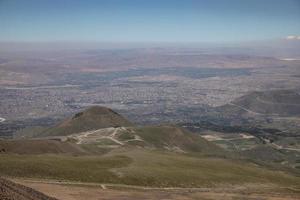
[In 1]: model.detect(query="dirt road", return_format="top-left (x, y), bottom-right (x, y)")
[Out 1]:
top-left (72, 127), bottom-right (144, 146)
top-left (13, 179), bottom-right (300, 200)
top-left (0, 178), bottom-right (58, 200)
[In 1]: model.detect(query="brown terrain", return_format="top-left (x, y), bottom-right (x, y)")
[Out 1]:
top-left (0, 178), bottom-right (57, 200)
top-left (10, 179), bottom-right (300, 200)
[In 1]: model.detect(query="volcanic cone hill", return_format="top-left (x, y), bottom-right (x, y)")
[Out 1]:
top-left (39, 106), bottom-right (133, 137)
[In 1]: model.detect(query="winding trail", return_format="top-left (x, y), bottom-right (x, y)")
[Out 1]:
top-left (71, 127), bottom-right (144, 146)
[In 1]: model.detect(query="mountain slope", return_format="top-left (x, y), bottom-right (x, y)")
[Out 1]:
top-left (132, 125), bottom-right (226, 154)
top-left (0, 149), bottom-right (299, 188)
top-left (0, 139), bottom-right (86, 155)
top-left (217, 89), bottom-right (300, 117)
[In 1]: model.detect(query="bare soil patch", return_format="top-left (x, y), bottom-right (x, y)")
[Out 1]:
top-left (13, 179), bottom-right (300, 200)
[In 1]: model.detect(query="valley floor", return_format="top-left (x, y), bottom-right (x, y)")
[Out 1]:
top-left (13, 178), bottom-right (300, 200)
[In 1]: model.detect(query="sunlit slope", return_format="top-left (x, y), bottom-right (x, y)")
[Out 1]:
top-left (39, 106), bottom-right (133, 137)
top-left (65, 125), bottom-right (227, 156)
top-left (131, 125), bottom-right (226, 154)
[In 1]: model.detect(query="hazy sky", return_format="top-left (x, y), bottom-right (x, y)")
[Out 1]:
top-left (0, 0), bottom-right (299, 42)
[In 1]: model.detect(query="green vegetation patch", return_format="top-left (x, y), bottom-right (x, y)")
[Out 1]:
top-left (109, 149), bottom-right (300, 188)
top-left (0, 154), bottom-right (131, 183)
top-left (133, 126), bottom-right (225, 155)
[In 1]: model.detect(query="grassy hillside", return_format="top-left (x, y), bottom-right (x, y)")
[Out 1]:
top-left (240, 145), bottom-right (300, 172)
top-left (0, 149), bottom-right (299, 188)
top-left (131, 125), bottom-right (226, 155)
top-left (0, 154), bottom-right (131, 183)
top-left (112, 149), bottom-right (300, 187)
top-left (62, 125), bottom-right (227, 156)
top-left (13, 126), bottom-right (48, 139)
top-left (39, 106), bottom-right (133, 137)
